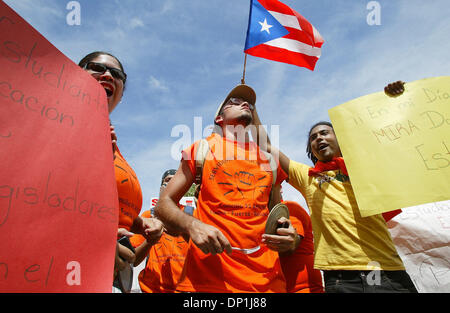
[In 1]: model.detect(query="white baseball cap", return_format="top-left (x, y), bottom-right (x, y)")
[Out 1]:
top-left (214, 84), bottom-right (256, 120)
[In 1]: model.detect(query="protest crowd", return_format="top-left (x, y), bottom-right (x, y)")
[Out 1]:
top-left (2, 0), bottom-right (448, 296)
top-left (96, 39), bottom-right (416, 293)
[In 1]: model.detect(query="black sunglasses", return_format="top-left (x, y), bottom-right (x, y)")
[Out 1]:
top-left (84, 62), bottom-right (127, 82)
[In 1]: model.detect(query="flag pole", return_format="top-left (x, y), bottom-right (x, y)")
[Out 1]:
top-left (241, 53), bottom-right (248, 84)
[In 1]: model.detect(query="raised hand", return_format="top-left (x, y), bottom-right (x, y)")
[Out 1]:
top-left (384, 81), bottom-right (405, 96)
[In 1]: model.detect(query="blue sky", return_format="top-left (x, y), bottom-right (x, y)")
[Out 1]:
top-left (5, 0), bottom-right (450, 212)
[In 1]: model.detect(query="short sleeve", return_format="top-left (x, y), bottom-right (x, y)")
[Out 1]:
top-left (276, 161), bottom-right (288, 185)
top-left (181, 141), bottom-right (198, 178)
top-left (288, 160), bottom-right (310, 193)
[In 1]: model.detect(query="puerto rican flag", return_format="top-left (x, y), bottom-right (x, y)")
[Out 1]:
top-left (244, 0), bottom-right (324, 71)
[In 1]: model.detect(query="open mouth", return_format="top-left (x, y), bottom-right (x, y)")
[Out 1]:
top-left (317, 143), bottom-right (328, 152)
top-left (104, 88), bottom-right (113, 97)
top-left (100, 82), bottom-right (114, 98)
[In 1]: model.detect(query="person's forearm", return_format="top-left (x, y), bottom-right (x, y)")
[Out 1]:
top-left (133, 241), bottom-right (152, 266)
top-left (154, 197), bottom-right (196, 237)
top-left (130, 216), bottom-right (145, 235)
top-left (268, 184), bottom-right (282, 210)
top-left (251, 109), bottom-right (290, 177)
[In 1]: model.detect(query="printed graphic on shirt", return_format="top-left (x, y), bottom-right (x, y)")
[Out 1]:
top-left (218, 169), bottom-right (271, 200)
top-left (315, 170), bottom-right (349, 188)
top-left (152, 236), bottom-right (189, 263)
top-left (115, 163), bottom-right (139, 194)
top-left (206, 159), bottom-right (273, 214)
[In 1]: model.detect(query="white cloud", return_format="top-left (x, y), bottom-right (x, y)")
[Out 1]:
top-left (129, 17), bottom-right (144, 29)
top-left (148, 76), bottom-right (170, 92)
top-left (161, 1), bottom-right (174, 14)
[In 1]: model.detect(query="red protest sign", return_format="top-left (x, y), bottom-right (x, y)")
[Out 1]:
top-left (0, 1), bottom-right (118, 292)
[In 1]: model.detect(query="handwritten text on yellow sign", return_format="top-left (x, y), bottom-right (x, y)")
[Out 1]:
top-left (329, 77), bottom-right (450, 217)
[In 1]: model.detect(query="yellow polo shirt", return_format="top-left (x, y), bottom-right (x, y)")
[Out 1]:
top-left (289, 161), bottom-right (405, 271)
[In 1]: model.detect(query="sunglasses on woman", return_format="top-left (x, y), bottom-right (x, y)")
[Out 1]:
top-left (84, 62), bottom-right (127, 82)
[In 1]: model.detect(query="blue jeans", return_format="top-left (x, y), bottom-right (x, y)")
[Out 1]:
top-left (323, 270), bottom-right (418, 293)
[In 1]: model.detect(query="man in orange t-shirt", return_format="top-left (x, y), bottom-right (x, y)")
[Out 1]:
top-left (155, 84), bottom-right (301, 293)
top-left (280, 200), bottom-right (324, 293)
top-left (130, 170), bottom-right (194, 293)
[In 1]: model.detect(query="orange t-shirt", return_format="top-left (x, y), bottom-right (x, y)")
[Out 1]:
top-left (280, 201), bottom-right (324, 293)
top-left (114, 147), bottom-right (142, 231)
top-left (177, 133), bottom-right (287, 293)
top-left (130, 206), bottom-right (193, 293)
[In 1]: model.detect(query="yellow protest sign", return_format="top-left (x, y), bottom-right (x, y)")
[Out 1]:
top-left (328, 76), bottom-right (450, 217)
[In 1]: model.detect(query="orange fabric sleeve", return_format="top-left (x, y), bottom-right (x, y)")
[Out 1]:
top-left (114, 147), bottom-right (143, 231)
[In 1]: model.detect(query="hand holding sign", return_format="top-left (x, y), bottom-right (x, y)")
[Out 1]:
top-left (329, 76), bottom-right (450, 217)
top-left (384, 81), bottom-right (406, 96)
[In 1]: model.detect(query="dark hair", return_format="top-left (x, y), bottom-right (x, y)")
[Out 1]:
top-left (306, 121), bottom-right (333, 165)
top-left (78, 51), bottom-right (127, 88)
top-left (161, 169), bottom-right (177, 186)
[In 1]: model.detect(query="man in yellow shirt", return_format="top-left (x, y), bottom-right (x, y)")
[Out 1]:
top-left (258, 82), bottom-right (417, 293)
